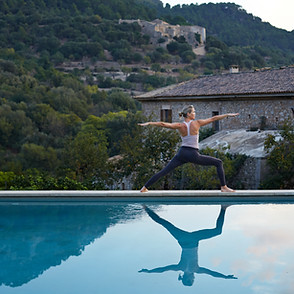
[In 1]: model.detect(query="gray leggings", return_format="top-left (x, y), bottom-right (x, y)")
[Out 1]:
top-left (144, 146), bottom-right (226, 188)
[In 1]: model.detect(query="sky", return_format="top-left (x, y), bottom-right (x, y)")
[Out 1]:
top-left (160, 0), bottom-right (294, 32)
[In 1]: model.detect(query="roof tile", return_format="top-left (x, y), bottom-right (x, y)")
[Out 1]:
top-left (136, 67), bottom-right (294, 99)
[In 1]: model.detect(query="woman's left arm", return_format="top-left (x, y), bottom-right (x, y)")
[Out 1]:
top-left (197, 113), bottom-right (239, 127)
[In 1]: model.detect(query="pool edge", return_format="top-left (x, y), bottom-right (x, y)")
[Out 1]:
top-left (0, 190), bottom-right (293, 204)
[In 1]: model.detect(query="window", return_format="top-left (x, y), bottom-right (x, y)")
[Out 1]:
top-left (161, 106), bottom-right (172, 122)
top-left (212, 111), bottom-right (219, 131)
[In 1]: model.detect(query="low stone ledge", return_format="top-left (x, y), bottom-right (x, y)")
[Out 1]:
top-left (0, 190), bottom-right (293, 205)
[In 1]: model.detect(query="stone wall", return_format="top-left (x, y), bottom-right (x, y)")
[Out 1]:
top-left (232, 157), bottom-right (269, 189)
top-left (141, 97), bottom-right (294, 130)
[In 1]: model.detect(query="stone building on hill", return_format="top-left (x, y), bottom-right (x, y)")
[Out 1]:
top-left (119, 19), bottom-right (206, 52)
top-left (135, 66), bottom-right (294, 132)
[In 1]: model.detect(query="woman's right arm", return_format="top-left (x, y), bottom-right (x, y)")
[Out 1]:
top-left (138, 122), bottom-right (182, 129)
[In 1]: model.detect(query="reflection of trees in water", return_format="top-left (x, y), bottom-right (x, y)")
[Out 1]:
top-left (0, 204), bottom-right (141, 287)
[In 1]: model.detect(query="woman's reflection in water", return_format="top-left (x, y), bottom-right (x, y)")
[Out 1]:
top-left (139, 205), bottom-right (237, 286)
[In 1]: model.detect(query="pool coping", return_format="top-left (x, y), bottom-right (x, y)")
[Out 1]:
top-left (0, 190), bottom-right (293, 204)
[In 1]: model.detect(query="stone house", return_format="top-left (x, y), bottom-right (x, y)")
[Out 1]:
top-left (134, 66), bottom-right (294, 189)
top-left (135, 66), bottom-right (294, 131)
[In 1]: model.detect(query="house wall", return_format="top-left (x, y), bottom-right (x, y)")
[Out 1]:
top-left (141, 97), bottom-right (294, 130)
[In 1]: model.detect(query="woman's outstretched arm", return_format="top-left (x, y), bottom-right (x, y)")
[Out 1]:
top-left (139, 264), bottom-right (180, 273)
top-left (138, 121), bottom-right (182, 129)
top-left (197, 113), bottom-right (239, 127)
top-left (197, 267), bottom-right (237, 279)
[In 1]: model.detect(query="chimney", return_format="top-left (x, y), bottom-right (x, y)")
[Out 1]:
top-left (229, 65), bottom-right (239, 74)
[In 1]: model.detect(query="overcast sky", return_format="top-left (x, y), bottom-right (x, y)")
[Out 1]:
top-left (161, 0), bottom-right (294, 32)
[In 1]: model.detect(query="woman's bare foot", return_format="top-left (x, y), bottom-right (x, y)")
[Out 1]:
top-left (221, 185), bottom-right (235, 192)
top-left (140, 186), bottom-right (149, 193)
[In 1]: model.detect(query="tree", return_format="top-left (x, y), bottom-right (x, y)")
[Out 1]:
top-left (0, 171), bottom-right (15, 190)
top-left (121, 66), bottom-right (132, 78)
top-left (262, 122), bottom-right (294, 189)
top-left (151, 63), bottom-right (161, 72)
top-left (20, 143), bottom-right (58, 172)
top-left (167, 41), bottom-right (179, 54)
top-left (81, 111), bottom-right (140, 157)
top-left (107, 90), bottom-right (138, 112)
top-left (0, 104), bottom-right (34, 149)
top-left (66, 125), bottom-right (108, 185)
top-left (180, 50), bottom-right (196, 63)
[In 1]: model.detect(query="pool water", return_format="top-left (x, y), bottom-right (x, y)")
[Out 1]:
top-left (0, 202), bottom-right (293, 294)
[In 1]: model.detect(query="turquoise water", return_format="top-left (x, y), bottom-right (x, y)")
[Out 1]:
top-left (0, 202), bottom-right (293, 294)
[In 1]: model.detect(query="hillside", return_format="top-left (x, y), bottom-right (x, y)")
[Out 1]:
top-left (1, 0), bottom-right (293, 76)
top-left (0, 0), bottom-right (293, 189)
top-left (161, 2), bottom-right (294, 50)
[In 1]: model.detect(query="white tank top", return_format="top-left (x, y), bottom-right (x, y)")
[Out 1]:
top-left (181, 121), bottom-right (199, 149)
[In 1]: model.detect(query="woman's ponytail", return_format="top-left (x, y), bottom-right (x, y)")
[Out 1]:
top-left (179, 105), bottom-right (194, 118)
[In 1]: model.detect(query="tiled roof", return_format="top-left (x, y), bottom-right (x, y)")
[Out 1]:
top-left (135, 66), bottom-right (294, 100)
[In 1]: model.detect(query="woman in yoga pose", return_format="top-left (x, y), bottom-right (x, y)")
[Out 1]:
top-left (139, 105), bottom-right (239, 192)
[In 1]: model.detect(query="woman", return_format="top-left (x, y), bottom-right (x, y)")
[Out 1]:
top-left (138, 105), bottom-right (239, 192)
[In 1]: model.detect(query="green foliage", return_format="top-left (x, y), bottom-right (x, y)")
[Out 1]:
top-left (65, 125), bottom-right (108, 182)
top-left (126, 71), bottom-right (176, 89)
top-left (164, 3), bottom-right (294, 59)
top-left (20, 143), bottom-right (58, 171)
top-left (162, 14), bottom-right (189, 26)
top-left (0, 0), bottom-right (156, 67)
top-left (0, 104), bottom-right (34, 149)
top-left (60, 42), bottom-right (104, 60)
top-left (166, 40), bottom-right (197, 63)
top-left (160, 3), bottom-right (294, 67)
top-left (82, 110), bottom-right (137, 157)
top-left (91, 89), bottom-right (139, 116)
top-left (148, 47), bottom-right (171, 63)
top-left (167, 40), bottom-right (191, 55)
top-left (0, 46), bottom-right (143, 188)
top-left (8, 169), bottom-right (88, 190)
top-left (0, 0), bottom-right (157, 21)
top-left (0, 171), bottom-right (15, 190)
top-left (203, 36), bottom-right (267, 70)
top-left (199, 127), bottom-right (215, 142)
top-left (261, 122), bottom-right (294, 189)
top-left (0, 0), bottom-right (292, 95)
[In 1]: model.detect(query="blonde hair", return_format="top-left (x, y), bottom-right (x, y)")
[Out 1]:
top-left (179, 105), bottom-right (194, 118)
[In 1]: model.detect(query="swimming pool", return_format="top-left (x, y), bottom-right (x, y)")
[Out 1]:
top-left (0, 201), bottom-right (293, 294)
